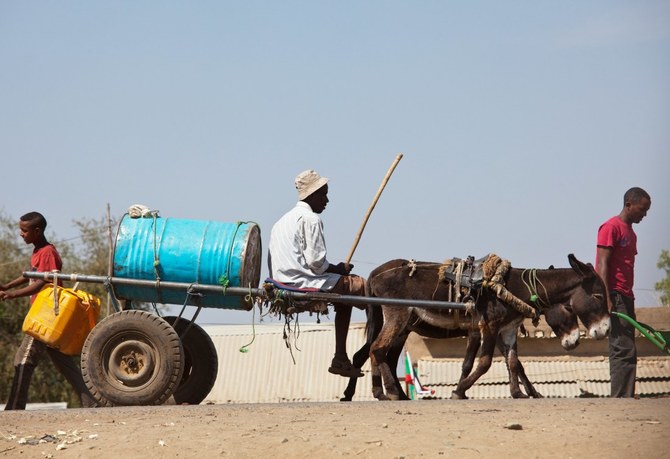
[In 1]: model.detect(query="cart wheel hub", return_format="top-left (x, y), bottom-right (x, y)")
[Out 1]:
top-left (108, 340), bottom-right (155, 387)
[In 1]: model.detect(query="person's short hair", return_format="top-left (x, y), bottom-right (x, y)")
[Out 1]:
top-left (623, 187), bottom-right (650, 206)
top-left (20, 212), bottom-right (47, 230)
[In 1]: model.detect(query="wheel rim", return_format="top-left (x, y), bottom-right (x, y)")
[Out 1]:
top-left (108, 339), bottom-right (156, 387)
top-left (81, 310), bottom-right (185, 406)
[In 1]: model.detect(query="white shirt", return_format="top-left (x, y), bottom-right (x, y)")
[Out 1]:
top-left (268, 201), bottom-right (341, 290)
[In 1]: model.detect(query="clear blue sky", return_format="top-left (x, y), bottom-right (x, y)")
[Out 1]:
top-left (1, 2), bottom-right (668, 324)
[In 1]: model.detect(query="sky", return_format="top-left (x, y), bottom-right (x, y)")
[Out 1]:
top-left (1, 1), bottom-right (668, 324)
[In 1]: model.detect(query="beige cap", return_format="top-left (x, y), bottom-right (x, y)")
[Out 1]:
top-left (295, 170), bottom-right (329, 200)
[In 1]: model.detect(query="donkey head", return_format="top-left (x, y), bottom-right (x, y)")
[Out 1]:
top-left (566, 254), bottom-right (610, 340)
top-left (542, 302), bottom-right (581, 350)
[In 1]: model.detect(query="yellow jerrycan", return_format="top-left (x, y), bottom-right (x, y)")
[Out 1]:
top-left (22, 285), bottom-right (101, 355)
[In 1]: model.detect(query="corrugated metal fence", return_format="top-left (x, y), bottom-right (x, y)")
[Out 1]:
top-left (417, 357), bottom-right (670, 399)
top-left (202, 322), bottom-right (374, 404)
top-left (201, 322), bottom-right (670, 403)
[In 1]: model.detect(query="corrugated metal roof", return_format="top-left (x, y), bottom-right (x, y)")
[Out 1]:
top-left (576, 380), bottom-right (611, 397)
top-left (198, 321), bottom-right (669, 403)
top-left (202, 322), bottom-right (375, 404)
top-left (638, 380), bottom-right (670, 395)
top-left (0, 402), bottom-right (68, 410)
top-left (423, 382), bottom-right (585, 400)
top-left (638, 359), bottom-right (670, 379)
top-left (419, 358), bottom-right (670, 383)
top-left (415, 357), bottom-right (670, 399)
top-left (576, 380), bottom-right (670, 398)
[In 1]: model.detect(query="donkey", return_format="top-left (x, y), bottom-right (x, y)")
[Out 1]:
top-left (341, 293), bottom-right (573, 401)
top-left (341, 309), bottom-right (541, 401)
top-left (366, 254), bottom-right (609, 401)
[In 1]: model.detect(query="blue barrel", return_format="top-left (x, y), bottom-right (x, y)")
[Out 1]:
top-left (112, 214), bottom-right (261, 310)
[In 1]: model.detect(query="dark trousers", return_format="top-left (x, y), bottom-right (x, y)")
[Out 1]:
top-left (609, 291), bottom-right (637, 398)
top-left (4, 334), bottom-right (96, 410)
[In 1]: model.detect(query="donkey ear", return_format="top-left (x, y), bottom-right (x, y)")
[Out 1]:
top-left (568, 253), bottom-right (594, 278)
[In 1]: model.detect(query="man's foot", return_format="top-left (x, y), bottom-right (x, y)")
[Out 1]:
top-left (328, 356), bottom-right (363, 378)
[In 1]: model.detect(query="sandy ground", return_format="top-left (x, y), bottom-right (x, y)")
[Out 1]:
top-left (1, 398), bottom-right (669, 459)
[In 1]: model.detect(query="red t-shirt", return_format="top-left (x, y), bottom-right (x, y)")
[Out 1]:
top-left (596, 216), bottom-right (637, 298)
top-left (30, 244), bottom-right (63, 302)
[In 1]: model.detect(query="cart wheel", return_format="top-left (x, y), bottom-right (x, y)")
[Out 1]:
top-left (81, 310), bottom-right (184, 406)
top-left (164, 317), bottom-right (218, 405)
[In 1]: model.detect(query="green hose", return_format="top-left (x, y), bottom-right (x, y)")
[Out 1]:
top-left (612, 311), bottom-right (669, 355)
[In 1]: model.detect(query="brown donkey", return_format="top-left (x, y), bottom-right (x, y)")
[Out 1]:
top-left (366, 254), bottom-right (609, 400)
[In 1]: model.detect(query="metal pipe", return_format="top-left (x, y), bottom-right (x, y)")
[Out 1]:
top-left (23, 271), bottom-right (468, 311)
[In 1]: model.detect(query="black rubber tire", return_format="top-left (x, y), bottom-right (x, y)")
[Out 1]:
top-left (81, 310), bottom-right (184, 406)
top-left (164, 316), bottom-right (218, 405)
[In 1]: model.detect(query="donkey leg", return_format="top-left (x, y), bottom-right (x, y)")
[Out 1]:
top-left (388, 332), bottom-right (411, 401)
top-left (461, 330), bottom-right (481, 380)
top-left (377, 337), bottom-right (404, 401)
top-left (452, 326), bottom-right (497, 400)
top-left (370, 306), bottom-right (410, 401)
top-left (498, 326), bottom-right (543, 398)
top-left (340, 341), bottom-right (370, 402)
top-left (451, 330), bottom-right (481, 400)
top-left (506, 349), bottom-right (531, 399)
top-left (517, 358), bottom-right (543, 398)
top-left (506, 325), bottom-right (543, 398)
top-left (370, 337), bottom-right (390, 401)
top-left (497, 329), bottom-right (527, 399)
top-left (513, 346), bottom-right (543, 398)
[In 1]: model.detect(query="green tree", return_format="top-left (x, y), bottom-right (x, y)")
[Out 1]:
top-left (655, 249), bottom-right (670, 307)
top-left (65, 216), bottom-right (117, 318)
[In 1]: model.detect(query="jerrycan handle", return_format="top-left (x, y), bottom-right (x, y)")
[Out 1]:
top-left (52, 270), bottom-right (60, 316)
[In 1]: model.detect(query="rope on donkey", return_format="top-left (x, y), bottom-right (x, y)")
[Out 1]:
top-left (521, 268), bottom-right (551, 308)
top-left (481, 254), bottom-right (540, 324)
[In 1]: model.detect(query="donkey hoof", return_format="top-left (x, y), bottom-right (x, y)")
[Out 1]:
top-left (451, 391), bottom-right (468, 400)
top-left (511, 392), bottom-right (529, 399)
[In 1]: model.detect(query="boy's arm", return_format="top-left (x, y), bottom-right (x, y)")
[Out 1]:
top-left (0, 275), bottom-right (29, 291)
top-left (596, 246), bottom-right (613, 312)
top-left (0, 278), bottom-right (46, 300)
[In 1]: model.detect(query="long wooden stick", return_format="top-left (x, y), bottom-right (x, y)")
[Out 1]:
top-left (345, 153), bottom-right (403, 266)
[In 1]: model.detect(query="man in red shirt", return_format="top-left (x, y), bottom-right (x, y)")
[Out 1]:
top-left (0, 212), bottom-right (95, 409)
top-left (596, 187), bottom-right (651, 398)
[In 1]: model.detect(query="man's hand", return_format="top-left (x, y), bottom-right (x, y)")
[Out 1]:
top-left (327, 262), bottom-right (354, 276)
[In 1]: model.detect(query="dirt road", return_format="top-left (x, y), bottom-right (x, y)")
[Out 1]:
top-left (1, 398), bottom-right (668, 458)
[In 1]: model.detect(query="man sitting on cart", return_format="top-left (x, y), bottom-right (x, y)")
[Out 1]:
top-left (268, 170), bottom-right (366, 378)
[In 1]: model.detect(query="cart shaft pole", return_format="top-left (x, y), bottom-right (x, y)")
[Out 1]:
top-left (23, 271), bottom-right (469, 311)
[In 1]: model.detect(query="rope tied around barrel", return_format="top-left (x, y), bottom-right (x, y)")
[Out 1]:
top-left (103, 276), bottom-right (122, 313)
top-left (218, 275), bottom-right (230, 294)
